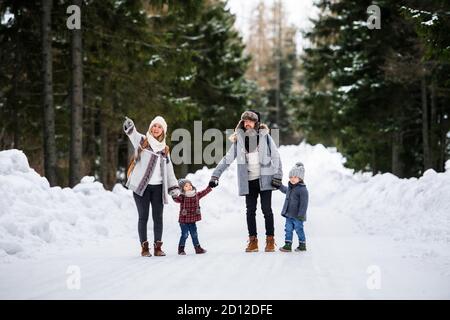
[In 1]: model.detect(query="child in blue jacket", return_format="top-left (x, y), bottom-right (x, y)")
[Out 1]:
top-left (275, 162), bottom-right (309, 252)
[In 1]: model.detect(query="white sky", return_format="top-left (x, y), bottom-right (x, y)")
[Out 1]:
top-left (225, 0), bottom-right (319, 52)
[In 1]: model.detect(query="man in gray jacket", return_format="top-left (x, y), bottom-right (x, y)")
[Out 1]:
top-left (209, 110), bottom-right (283, 252)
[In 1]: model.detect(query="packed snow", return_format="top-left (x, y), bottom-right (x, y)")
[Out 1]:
top-left (0, 143), bottom-right (449, 299)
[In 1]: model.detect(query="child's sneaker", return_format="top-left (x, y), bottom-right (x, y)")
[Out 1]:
top-left (178, 246), bottom-right (186, 255)
top-left (194, 245), bottom-right (207, 254)
top-left (295, 242), bottom-right (306, 252)
top-left (279, 242), bottom-right (292, 252)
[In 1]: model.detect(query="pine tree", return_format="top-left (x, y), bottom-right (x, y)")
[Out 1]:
top-left (41, 0), bottom-right (57, 186)
top-left (301, 0), bottom-right (450, 176)
top-left (245, 0), bottom-right (302, 144)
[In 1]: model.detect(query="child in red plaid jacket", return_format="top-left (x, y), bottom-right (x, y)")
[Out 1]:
top-left (172, 178), bottom-right (212, 255)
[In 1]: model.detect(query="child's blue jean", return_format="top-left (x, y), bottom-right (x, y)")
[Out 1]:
top-left (179, 223), bottom-right (200, 247)
top-left (284, 217), bottom-right (306, 243)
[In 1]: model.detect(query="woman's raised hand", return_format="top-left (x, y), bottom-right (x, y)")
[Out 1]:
top-left (123, 116), bottom-right (134, 133)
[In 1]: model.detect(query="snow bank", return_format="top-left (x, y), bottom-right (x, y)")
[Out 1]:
top-left (276, 143), bottom-right (450, 243)
top-left (1, 143), bottom-right (449, 262)
top-left (0, 150), bottom-right (137, 262)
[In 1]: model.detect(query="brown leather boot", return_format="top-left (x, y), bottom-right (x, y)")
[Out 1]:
top-left (265, 235), bottom-right (276, 252)
top-left (178, 246), bottom-right (186, 255)
top-left (245, 236), bottom-right (258, 252)
top-left (194, 245), bottom-right (207, 254)
top-left (141, 241), bottom-right (151, 257)
top-left (153, 241), bottom-right (166, 256)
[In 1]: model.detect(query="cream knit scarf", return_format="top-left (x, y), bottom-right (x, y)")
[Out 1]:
top-left (184, 189), bottom-right (196, 197)
top-left (146, 132), bottom-right (166, 153)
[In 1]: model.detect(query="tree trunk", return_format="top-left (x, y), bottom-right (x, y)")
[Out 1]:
top-left (99, 108), bottom-right (109, 186)
top-left (84, 104), bottom-right (97, 176)
top-left (69, 0), bottom-right (84, 187)
top-left (392, 130), bottom-right (404, 177)
top-left (12, 9), bottom-right (21, 150)
top-left (41, 0), bottom-right (57, 186)
top-left (12, 66), bottom-right (20, 149)
top-left (107, 133), bottom-right (119, 189)
top-left (127, 139), bottom-right (134, 162)
top-left (180, 163), bottom-right (189, 179)
top-left (439, 130), bottom-right (446, 172)
top-left (371, 146), bottom-right (377, 175)
top-left (430, 79), bottom-right (437, 170)
top-left (421, 76), bottom-right (432, 170)
top-left (100, 129), bottom-right (119, 190)
top-left (440, 113), bottom-right (450, 172)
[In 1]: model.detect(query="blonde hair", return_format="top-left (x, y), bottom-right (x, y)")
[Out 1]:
top-left (149, 125), bottom-right (165, 142)
top-left (156, 132), bottom-right (165, 142)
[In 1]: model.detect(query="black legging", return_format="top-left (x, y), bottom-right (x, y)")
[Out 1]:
top-left (245, 179), bottom-right (274, 237)
top-left (133, 184), bottom-right (164, 244)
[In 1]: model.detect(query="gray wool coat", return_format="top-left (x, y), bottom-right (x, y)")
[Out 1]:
top-left (212, 123), bottom-right (283, 196)
top-left (279, 182), bottom-right (309, 221)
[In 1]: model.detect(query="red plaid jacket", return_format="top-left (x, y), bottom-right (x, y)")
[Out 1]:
top-left (172, 186), bottom-right (212, 223)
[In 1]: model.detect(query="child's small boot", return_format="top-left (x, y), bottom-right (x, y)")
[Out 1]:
top-left (194, 245), bottom-right (207, 254)
top-left (178, 246), bottom-right (186, 255)
top-left (295, 242), bottom-right (307, 252)
top-left (279, 242), bottom-right (292, 252)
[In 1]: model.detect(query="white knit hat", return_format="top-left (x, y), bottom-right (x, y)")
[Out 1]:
top-left (178, 178), bottom-right (195, 190)
top-left (148, 116), bottom-right (168, 134)
top-left (289, 162), bottom-right (305, 180)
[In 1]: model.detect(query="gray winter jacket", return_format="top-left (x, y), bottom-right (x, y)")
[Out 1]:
top-left (279, 182), bottom-right (309, 221)
top-left (212, 123), bottom-right (283, 196)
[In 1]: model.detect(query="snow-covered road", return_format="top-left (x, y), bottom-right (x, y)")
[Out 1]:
top-left (1, 144), bottom-right (449, 299)
top-left (0, 204), bottom-right (448, 299)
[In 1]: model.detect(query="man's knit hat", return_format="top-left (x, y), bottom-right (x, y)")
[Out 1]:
top-left (289, 162), bottom-right (305, 180)
top-left (240, 110), bottom-right (260, 123)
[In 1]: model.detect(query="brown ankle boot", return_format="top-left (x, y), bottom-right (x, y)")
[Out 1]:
top-left (194, 245), bottom-right (207, 254)
top-left (141, 241), bottom-right (151, 257)
top-left (153, 241), bottom-right (166, 256)
top-left (265, 235), bottom-right (276, 252)
top-left (178, 246), bottom-right (186, 255)
top-left (245, 236), bottom-right (258, 252)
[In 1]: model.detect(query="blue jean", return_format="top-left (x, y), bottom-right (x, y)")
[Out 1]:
top-left (284, 217), bottom-right (306, 243)
top-left (179, 223), bottom-right (200, 247)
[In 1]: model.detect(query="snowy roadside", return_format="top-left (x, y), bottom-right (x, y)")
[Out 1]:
top-left (1, 143), bottom-right (449, 263)
top-left (0, 143), bottom-right (449, 299)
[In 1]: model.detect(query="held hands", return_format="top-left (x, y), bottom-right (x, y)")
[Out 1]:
top-left (271, 177), bottom-right (282, 189)
top-left (169, 187), bottom-right (181, 197)
top-left (208, 176), bottom-right (219, 188)
top-left (123, 116), bottom-right (134, 133)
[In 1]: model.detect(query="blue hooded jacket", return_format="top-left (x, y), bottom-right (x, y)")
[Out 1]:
top-left (279, 182), bottom-right (309, 221)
